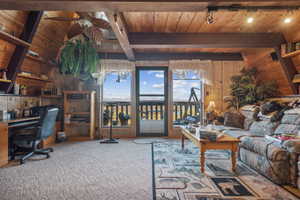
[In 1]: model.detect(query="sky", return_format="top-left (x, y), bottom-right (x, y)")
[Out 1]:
top-left (103, 70), bottom-right (201, 102)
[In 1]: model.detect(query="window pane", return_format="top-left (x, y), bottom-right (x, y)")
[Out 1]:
top-left (172, 70), bottom-right (202, 125)
top-left (102, 72), bottom-right (131, 127)
top-left (139, 70), bottom-right (165, 95)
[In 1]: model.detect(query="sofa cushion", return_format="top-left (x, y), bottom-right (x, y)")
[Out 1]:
top-left (240, 137), bottom-right (289, 161)
top-left (274, 124), bottom-right (300, 135)
top-left (224, 112), bottom-right (245, 129)
top-left (284, 108), bottom-right (300, 115)
top-left (239, 148), bottom-right (289, 185)
top-left (281, 113), bottom-right (300, 125)
top-left (248, 120), bottom-right (278, 136)
top-left (240, 105), bottom-right (257, 119)
top-left (222, 129), bottom-right (251, 139)
top-left (244, 118), bottom-right (254, 130)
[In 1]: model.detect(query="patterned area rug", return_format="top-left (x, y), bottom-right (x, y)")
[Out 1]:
top-left (152, 141), bottom-right (298, 200)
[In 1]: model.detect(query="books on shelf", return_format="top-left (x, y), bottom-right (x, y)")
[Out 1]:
top-left (281, 42), bottom-right (300, 58)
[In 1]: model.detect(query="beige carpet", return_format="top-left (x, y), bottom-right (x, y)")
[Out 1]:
top-left (0, 139), bottom-right (153, 200)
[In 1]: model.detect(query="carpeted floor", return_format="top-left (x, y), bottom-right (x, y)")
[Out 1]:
top-left (1, 139), bottom-right (300, 200)
top-left (0, 140), bottom-right (153, 200)
top-left (153, 141), bottom-right (299, 200)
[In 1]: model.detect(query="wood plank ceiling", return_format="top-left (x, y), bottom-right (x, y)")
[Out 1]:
top-left (123, 10), bottom-right (300, 53)
top-left (121, 9), bottom-right (300, 94)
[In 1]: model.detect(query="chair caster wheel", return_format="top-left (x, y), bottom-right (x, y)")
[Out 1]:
top-left (20, 160), bottom-right (25, 165)
top-left (49, 148), bottom-right (54, 152)
top-left (46, 154), bottom-right (50, 159)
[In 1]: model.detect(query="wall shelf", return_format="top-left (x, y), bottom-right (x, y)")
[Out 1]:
top-left (26, 54), bottom-right (58, 67)
top-left (0, 30), bottom-right (31, 47)
top-left (41, 95), bottom-right (63, 99)
top-left (66, 112), bottom-right (90, 115)
top-left (17, 74), bottom-right (52, 82)
top-left (293, 74), bottom-right (300, 83)
top-left (26, 54), bottom-right (46, 63)
top-left (64, 91), bottom-right (96, 140)
top-left (0, 79), bottom-right (11, 83)
top-left (282, 49), bottom-right (300, 58)
top-left (65, 122), bottom-right (90, 125)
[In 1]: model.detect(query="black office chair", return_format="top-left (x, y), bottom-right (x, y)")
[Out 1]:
top-left (11, 107), bottom-right (59, 164)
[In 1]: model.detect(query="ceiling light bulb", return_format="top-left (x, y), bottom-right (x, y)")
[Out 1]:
top-left (247, 17), bottom-right (254, 24)
top-left (284, 18), bottom-right (292, 24)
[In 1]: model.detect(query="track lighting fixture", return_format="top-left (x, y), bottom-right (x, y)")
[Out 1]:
top-left (247, 17), bottom-right (254, 24)
top-left (206, 9), bottom-right (214, 24)
top-left (284, 17), bottom-right (292, 23)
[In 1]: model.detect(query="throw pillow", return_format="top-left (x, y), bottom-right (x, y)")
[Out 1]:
top-left (224, 112), bottom-right (245, 129)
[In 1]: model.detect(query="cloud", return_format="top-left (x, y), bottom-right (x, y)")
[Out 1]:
top-left (173, 80), bottom-right (188, 88)
top-left (152, 83), bottom-right (164, 88)
top-left (191, 82), bottom-right (199, 87)
top-left (143, 81), bottom-right (147, 85)
top-left (155, 73), bottom-right (164, 78)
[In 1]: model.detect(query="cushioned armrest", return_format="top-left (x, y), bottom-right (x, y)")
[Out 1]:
top-left (282, 139), bottom-right (300, 153)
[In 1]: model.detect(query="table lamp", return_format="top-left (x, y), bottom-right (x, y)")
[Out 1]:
top-left (207, 101), bottom-right (216, 112)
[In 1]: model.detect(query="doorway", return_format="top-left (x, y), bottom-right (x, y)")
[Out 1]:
top-left (136, 67), bottom-right (168, 137)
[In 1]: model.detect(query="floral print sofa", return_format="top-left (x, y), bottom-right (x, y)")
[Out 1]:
top-left (209, 107), bottom-right (300, 187)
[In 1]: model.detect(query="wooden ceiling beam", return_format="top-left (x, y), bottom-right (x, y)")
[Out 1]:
top-left (96, 40), bottom-right (123, 53)
top-left (98, 52), bottom-right (243, 61)
top-left (4, 11), bottom-right (44, 93)
top-left (129, 32), bottom-right (286, 49)
top-left (1, 1), bottom-right (300, 12)
top-left (105, 12), bottom-right (135, 60)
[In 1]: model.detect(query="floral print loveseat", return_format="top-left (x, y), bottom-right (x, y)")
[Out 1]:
top-left (209, 107), bottom-right (300, 187)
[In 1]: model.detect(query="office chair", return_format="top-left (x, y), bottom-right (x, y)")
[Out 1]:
top-left (11, 107), bottom-right (59, 165)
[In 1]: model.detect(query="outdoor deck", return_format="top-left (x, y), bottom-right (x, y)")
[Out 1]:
top-left (102, 101), bottom-right (199, 126)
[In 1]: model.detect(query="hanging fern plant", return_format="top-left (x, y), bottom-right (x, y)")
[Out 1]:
top-left (59, 39), bottom-right (98, 80)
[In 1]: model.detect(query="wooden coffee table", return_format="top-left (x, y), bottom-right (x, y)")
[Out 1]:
top-left (180, 126), bottom-right (240, 173)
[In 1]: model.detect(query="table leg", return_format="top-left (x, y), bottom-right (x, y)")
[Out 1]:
top-left (200, 147), bottom-right (205, 173)
top-left (181, 134), bottom-right (185, 150)
top-left (231, 145), bottom-right (237, 172)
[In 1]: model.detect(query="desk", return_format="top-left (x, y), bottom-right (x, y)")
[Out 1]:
top-left (0, 117), bottom-right (40, 167)
top-left (180, 126), bottom-right (240, 173)
top-left (7, 117), bottom-right (40, 129)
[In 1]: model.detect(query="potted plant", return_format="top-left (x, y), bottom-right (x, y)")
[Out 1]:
top-left (225, 67), bottom-right (278, 110)
top-left (119, 112), bottom-right (130, 126)
top-left (58, 39), bottom-right (98, 80)
top-left (20, 85), bottom-right (27, 96)
top-left (103, 109), bottom-right (110, 126)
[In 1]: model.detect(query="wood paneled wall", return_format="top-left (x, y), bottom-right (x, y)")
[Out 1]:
top-left (205, 61), bottom-right (244, 113)
top-left (242, 48), bottom-right (293, 95)
top-left (0, 11), bottom-right (72, 93)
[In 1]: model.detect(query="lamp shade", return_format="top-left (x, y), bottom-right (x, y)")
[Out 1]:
top-left (207, 101), bottom-right (216, 112)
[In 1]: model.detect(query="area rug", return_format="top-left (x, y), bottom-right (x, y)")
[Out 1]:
top-left (152, 141), bottom-right (299, 200)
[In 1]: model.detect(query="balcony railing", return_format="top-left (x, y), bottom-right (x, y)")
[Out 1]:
top-left (102, 101), bottom-right (199, 127)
